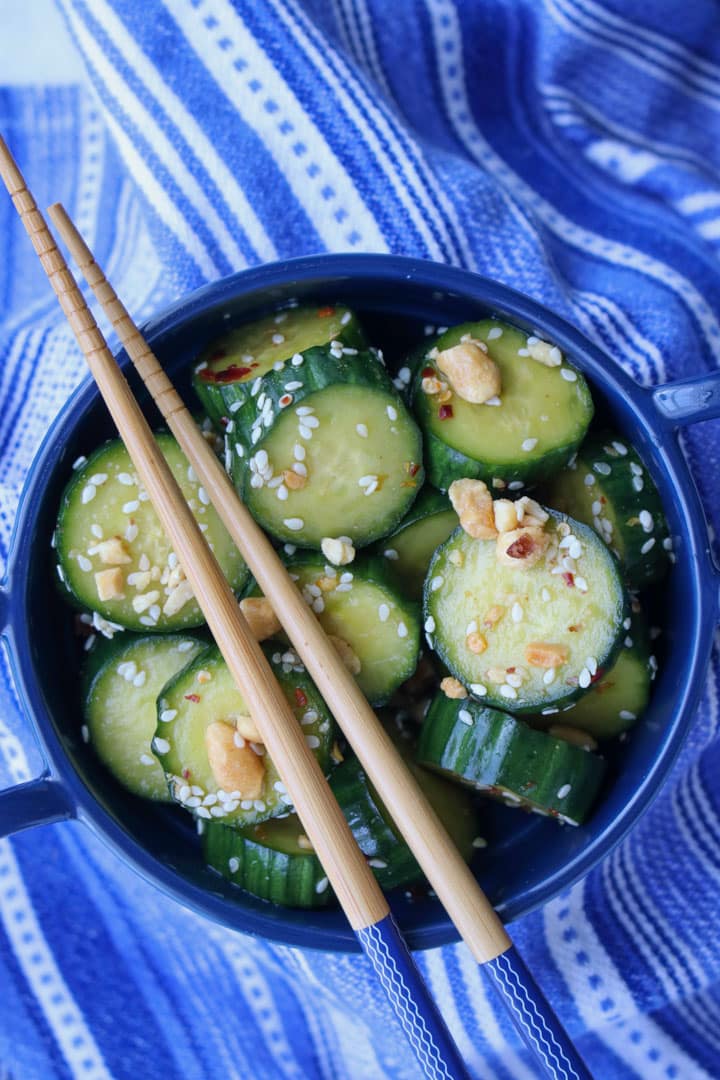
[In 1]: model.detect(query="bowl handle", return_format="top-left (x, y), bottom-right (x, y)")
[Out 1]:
top-left (0, 579), bottom-right (77, 837)
top-left (651, 371), bottom-right (720, 427)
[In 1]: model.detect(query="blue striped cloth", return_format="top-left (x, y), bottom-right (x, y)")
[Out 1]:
top-left (2, 1), bottom-right (720, 1076)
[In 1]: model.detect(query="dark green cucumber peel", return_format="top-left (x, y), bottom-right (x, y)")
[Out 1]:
top-left (203, 814), bottom-right (332, 909)
top-left (55, 434), bottom-right (248, 632)
top-left (82, 632), bottom-right (206, 800)
top-left (417, 694), bottom-right (606, 826)
top-left (282, 552), bottom-right (421, 706)
top-left (225, 346), bottom-right (424, 548)
top-left (409, 320), bottom-right (593, 491)
top-left (423, 511), bottom-right (629, 715)
top-left (545, 431), bottom-right (671, 588)
top-left (155, 641), bottom-right (335, 827)
top-left (192, 305), bottom-right (367, 428)
top-left (376, 487), bottom-right (457, 599)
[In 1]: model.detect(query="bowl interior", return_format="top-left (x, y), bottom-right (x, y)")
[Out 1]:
top-left (10, 258), bottom-right (711, 951)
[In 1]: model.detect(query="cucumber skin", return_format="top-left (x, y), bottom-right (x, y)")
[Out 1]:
top-left (203, 821), bottom-right (332, 909)
top-left (417, 695), bottom-right (606, 826)
top-left (283, 551), bottom-right (421, 706)
top-left (423, 512), bottom-right (629, 715)
top-left (229, 346), bottom-right (424, 548)
top-left (545, 433), bottom-right (670, 589)
top-left (192, 308), bottom-right (367, 428)
top-left (407, 322), bottom-right (593, 492)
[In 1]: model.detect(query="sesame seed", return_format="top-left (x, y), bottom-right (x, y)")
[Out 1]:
top-left (298, 424), bottom-right (312, 440)
top-left (368, 858), bottom-right (387, 869)
top-left (578, 668), bottom-right (591, 689)
top-left (424, 616), bottom-right (436, 633)
top-left (612, 441), bottom-right (628, 456)
top-left (619, 710), bottom-right (636, 721)
top-left (72, 455), bottom-right (88, 470)
top-left (383, 548), bottom-right (399, 560)
top-left (639, 510), bottom-right (653, 532)
top-left (593, 462), bottom-right (611, 476)
top-left (586, 656), bottom-right (598, 675)
top-left (458, 709), bottom-right (473, 726)
top-left (379, 604), bottom-right (390, 623)
top-left (140, 753), bottom-right (155, 766)
top-left (624, 636), bottom-right (633, 648)
top-left (521, 438), bottom-right (538, 452)
top-left (508, 480), bottom-right (524, 491)
top-left (397, 622), bottom-right (408, 638)
top-left (355, 423), bottom-right (368, 438)
top-left (560, 368), bottom-right (577, 382)
top-left (511, 602), bottom-right (523, 622)
top-left (557, 784), bottom-right (572, 799)
top-left (283, 518), bottom-right (305, 531)
top-left (304, 416), bottom-right (320, 429)
top-left (387, 405), bottom-right (398, 421)
top-left (296, 405), bottom-right (314, 416)
top-left (198, 486), bottom-right (210, 506)
top-left (430, 576), bottom-right (444, 592)
top-left (315, 877), bottom-right (329, 894)
top-left (291, 354), bottom-right (304, 367)
top-left (583, 474), bottom-right (595, 487)
top-left (81, 485), bottom-right (97, 505)
top-left (122, 500), bottom-right (140, 514)
top-left (518, 348), bottom-right (529, 356)
top-left (500, 685), bottom-right (517, 700)
top-left (272, 333), bottom-right (285, 344)
top-left (251, 377), bottom-right (262, 396)
top-left (470, 683), bottom-right (487, 696)
top-left (575, 576), bottom-right (588, 592)
top-left (465, 619), bottom-right (478, 635)
top-left (153, 737), bottom-right (170, 754)
top-left (506, 673), bottom-right (523, 688)
top-left (541, 588), bottom-right (551, 602)
top-left (341, 311), bottom-right (352, 325)
top-left (133, 670), bottom-right (147, 688)
top-left (306, 735), bottom-right (320, 749)
top-left (632, 475), bottom-right (644, 492)
top-left (277, 485), bottom-right (289, 501)
top-left (484, 396), bottom-right (502, 406)
top-left (228, 857), bottom-right (240, 873)
top-left (487, 327), bottom-right (503, 340)
top-left (117, 472), bottom-right (135, 487)
top-left (160, 709), bottom-right (177, 723)
top-left (77, 554), bottom-right (92, 572)
top-left (543, 668), bottom-right (556, 686)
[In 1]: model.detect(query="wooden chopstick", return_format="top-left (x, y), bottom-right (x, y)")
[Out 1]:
top-left (0, 136), bottom-right (476, 1080)
top-left (45, 201), bottom-right (511, 966)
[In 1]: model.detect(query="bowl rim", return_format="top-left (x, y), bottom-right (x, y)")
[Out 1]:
top-left (3, 252), bottom-right (717, 951)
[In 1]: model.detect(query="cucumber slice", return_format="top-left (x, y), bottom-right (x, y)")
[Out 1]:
top-left (409, 320), bottom-right (593, 491)
top-left (226, 346), bottom-right (424, 548)
top-left (544, 431), bottom-right (670, 587)
top-left (424, 510), bottom-right (628, 714)
top-left (417, 694), bottom-right (606, 826)
top-left (155, 642), bottom-right (335, 826)
top-left (330, 752), bottom-right (479, 890)
top-left (193, 304), bottom-right (366, 427)
top-left (551, 609), bottom-right (653, 738)
top-left (55, 434), bottom-right (248, 631)
top-left (377, 488), bottom-right (457, 599)
top-left (284, 553), bottom-right (420, 705)
top-left (82, 633), bottom-right (206, 799)
top-left (203, 814), bottom-right (332, 908)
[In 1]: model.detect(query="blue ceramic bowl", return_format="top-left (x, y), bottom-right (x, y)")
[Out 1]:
top-left (2, 255), bottom-right (719, 952)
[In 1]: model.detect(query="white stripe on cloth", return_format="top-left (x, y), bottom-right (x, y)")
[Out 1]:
top-left (67, 0), bottom-right (278, 264)
top-left (60, 0), bottom-right (238, 277)
top-left (544, 884), bottom-right (713, 1079)
top-left (572, 291), bottom-right (667, 384)
top-left (425, 0), bottom-right (720, 365)
top-left (165, 0), bottom-right (388, 254)
top-left (545, 0), bottom-right (720, 115)
top-left (676, 192), bottom-right (720, 215)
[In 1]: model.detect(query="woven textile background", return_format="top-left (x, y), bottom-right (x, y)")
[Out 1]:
top-left (1, 1), bottom-right (720, 1077)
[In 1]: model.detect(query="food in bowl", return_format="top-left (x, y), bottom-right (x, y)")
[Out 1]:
top-left (51, 303), bottom-right (668, 908)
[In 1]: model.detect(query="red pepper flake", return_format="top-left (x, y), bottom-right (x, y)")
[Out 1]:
top-left (507, 667), bottom-right (516, 674)
top-left (200, 363), bottom-right (253, 384)
top-left (317, 306), bottom-right (335, 318)
top-left (405, 461), bottom-right (421, 477)
top-left (562, 572), bottom-right (575, 587)
top-left (182, 768), bottom-right (192, 780)
top-left (422, 366), bottom-right (435, 378)
top-left (438, 404), bottom-right (453, 420)
top-left (219, 416), bottom-right (229, 426)
top-left (590, 668), bottom-right (605, 684)
top-left (294, 688), bottom-right (308, 708)
top-left (184, 693), bottom-right (201, 703)
top-left (507, 534), bottom-right (535, 559)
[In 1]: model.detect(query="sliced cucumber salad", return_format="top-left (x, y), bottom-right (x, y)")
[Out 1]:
top-left (58, 302), bottom-right (669, 907)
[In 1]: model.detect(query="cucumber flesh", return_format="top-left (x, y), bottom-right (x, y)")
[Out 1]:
top-left (283, 555), bottom-right (420, 705)
top-left (379, 488), bottom-right (457, 599)
top-left (411, 320), bottom-right (593, 490)
top-left (55, 434), bottom-right (248, 631)
top-left (83, 633), bottom-right (206, 799)
top-left (544, 431), bottom-right (670, 588)
top-left (155, 642), bottom-right (335, 826)
top-left (203, 814), bottom-right (332, 909)
top-left (424, 510), bottom-right (628, 714)
top-left (417, 694), bottom-right (606, 826)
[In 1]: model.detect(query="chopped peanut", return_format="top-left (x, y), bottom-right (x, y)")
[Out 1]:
top-left (320, 536), bottom-right (356, 566)
top-left (466, 631), bottom-right (487, 655)
top-left (548, 725), bottom-right (597, 751)
top-left (436, 342), bottom-right (502, 404)
top-left (525, 642), bottom-right (569, 668)
top-left (162, 579), bottom-right (194, 616)
top-left (282, 469), bottom-right (307, 491)
top-left (496, 526), bottom-right (549, 569)
top-left (94, 567), bottom-right (124, 601)
top-left (449, 478), bottom-right (497, 540)
top-left (330, 741), bottom-right (345, 764)
top-left (448, 549), bottom-right (465, 567)
top-left (436, 387), bottom-right (453, 404)
top-left (440, 676), bottom-right (468, 700)
top-left (486, 667), bottom-right (509, 684)
top-left (129, 570), bottom-right (152, 591)
top-left (317, 575), bottom-right (339, 592)
top-left (527, 339), bottom-right (562, 367)
top-left (421, 375), bottom-right (447, 396)
top-left (132, 589), bottom-right (160, 614)
top-left (239, 596), bottom-right (281, 642)
top-left (483, 605), bottom-right (505, 627)
top-left (515, 496), bottom-right (549, 526)
top-left (328, 634), bottom-right (362, 675)
top-left (493, 499), bottom-right (518, 534)
top-left (94, 537), bottom-right (132, 565)
top-left (205, 720), bottom-right (265, 798)
top-left (297, 834), bottom-right (315, 851)
top-left (233, 712), bottom-right (262, 743)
